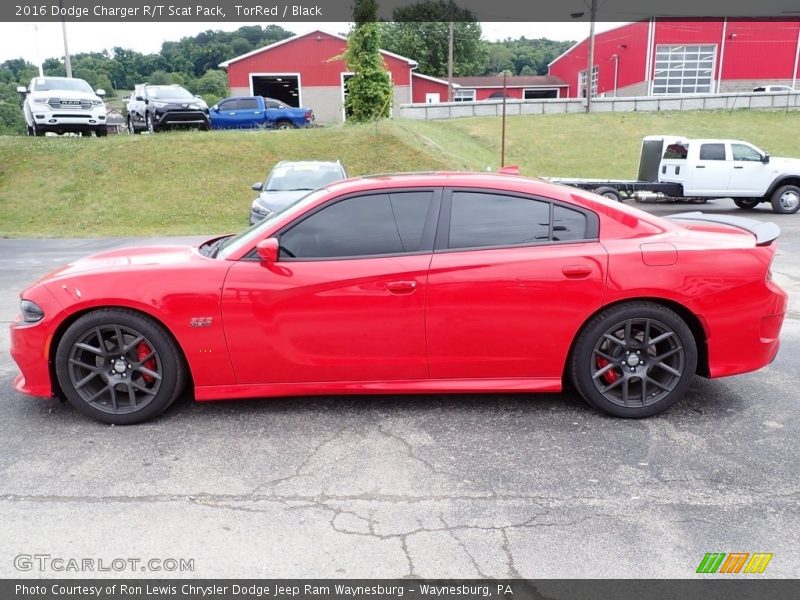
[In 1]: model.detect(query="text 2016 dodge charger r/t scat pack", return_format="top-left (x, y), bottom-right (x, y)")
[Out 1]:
top-left (10, 173), bottom-right (787, 424)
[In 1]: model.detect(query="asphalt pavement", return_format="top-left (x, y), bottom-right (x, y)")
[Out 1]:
top-left (0, 200), bottom-right (798, 578)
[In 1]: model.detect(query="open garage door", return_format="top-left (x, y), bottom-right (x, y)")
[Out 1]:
top-left (250, 74), bottom-right (301, 107)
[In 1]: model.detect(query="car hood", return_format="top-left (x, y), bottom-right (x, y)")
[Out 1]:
top-left (30, 89), bottom-right (102, 102)
top-left (38, 245), bottom-right (199, 283)
top-left (769, 156), bottom-right (800, 170)
top-left (255, 190), bottom-right (311, 212)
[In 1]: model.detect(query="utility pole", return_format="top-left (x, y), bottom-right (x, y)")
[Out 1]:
top-left (500, 71), bottom-right (507, 167)
top-left (585, 0), bottom-right (597, 112)
top-left (447, 20), bottom-right (454, 102)
top-left (59, 0), bottom-right (72, 77)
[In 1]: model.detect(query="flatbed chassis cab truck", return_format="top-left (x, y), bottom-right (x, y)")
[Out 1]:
top-left (546, 135), bottom-right (800, 214)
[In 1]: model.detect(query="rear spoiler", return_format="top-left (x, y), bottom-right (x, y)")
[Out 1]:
top-left (669, 212), bottom-right (780, 246)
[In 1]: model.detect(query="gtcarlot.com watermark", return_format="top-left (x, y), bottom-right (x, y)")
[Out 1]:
top-left (14, 553), bottom-right (194, 573)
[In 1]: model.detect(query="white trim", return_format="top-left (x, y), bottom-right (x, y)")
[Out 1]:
top-left (547, 21), bottom-right (639, 68)
top-left (453, 83), bottom-right (567, 90)
top-left (412, 72), bottom-right (460, 88)
top-left (793, 22), bottom-right (800, 90)
top-left (717, 18), bottom-right (727, 94)
top-left (220, 30), bottom-right (418, 68)
top-left (248, 72), bottom-right (303, 107)
top-left (645, 18), bottom-right (655, 87)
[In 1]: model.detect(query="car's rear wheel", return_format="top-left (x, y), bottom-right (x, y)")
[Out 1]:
top-left (275, 120), bottom-right (293, 130)
top-left (55, 309), bottom-right (186, 425)
top-left (734, 198), bottom-right (760, 210)
top-left (592, 186), bottom-right (623, 202)
top-left (571, 302), bottom-right (697, 418)
top-left (770, 184), bottom-right (800, 214)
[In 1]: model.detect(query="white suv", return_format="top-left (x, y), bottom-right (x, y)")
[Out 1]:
top-left (17, 76), bottom-right (108, 137)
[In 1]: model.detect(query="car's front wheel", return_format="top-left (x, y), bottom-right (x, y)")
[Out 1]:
top-left (146, 113), bottom-right (156, 134)
top-left (55, 309), bottom-right (186, 425)
top-left (571, 302), bottom-right (697, 418)
top-left (770, 184), bottom-right (800, 214)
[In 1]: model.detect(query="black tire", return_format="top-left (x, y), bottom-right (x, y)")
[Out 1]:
top-left (26, 125), bottom-right (34, 136)
top-left (770, 184), bottom-right (800, 214)
top-left (33, 124), bottom-right (45, 137)
top-left (127, 116), bottom-right (140, 135)
top-left (146, 113), bottom-right (156, 134)
top-left (571, 302), bottom-right (697, 418)
top-left (275, 120), bottom-right (293, 130)
top-left (95, 127), bottom-right (107, 137)
top-left (592, 186), bottom-right (623, 202)
top-left (733, 198), bottom-right (760, 210)
top-left (55, 309), bottom-right (186, 425)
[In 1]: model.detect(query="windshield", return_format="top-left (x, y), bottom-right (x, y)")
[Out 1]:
top-left (148, 86), bottom-right (195, 100)
top-left (265, 164), bottom-right (344, 192)
top-left (33, 77), bottom-right (93, 93)
top-left (215, 188), bottom-right (330, 260)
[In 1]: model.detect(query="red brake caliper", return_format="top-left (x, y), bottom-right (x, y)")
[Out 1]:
top-left (136, 342), bottom-right (156, 384)
top-left (596, 357), bottom-right (619, 384)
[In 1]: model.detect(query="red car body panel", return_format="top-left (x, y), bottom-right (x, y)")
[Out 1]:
top-left (9, 173), bottom-right (787, 404)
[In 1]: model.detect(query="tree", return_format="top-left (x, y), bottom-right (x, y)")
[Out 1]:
top-left (380, 1), bottom-right (487, 77)
top-left (344, 0), bottom-right (393, 122)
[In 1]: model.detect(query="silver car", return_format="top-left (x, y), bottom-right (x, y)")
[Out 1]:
top-left (250, 160), bottom-right (347, 224)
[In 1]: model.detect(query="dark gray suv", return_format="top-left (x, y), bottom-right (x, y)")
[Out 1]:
top-left (126, 84), bottom-right (209, 133)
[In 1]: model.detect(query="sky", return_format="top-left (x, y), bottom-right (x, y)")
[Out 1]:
top-left (0, 21), bottom-right (628, 66)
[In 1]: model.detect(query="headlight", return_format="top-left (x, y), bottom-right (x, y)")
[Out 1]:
top-left (151, 101), bottom-right (168, 108)
top-left (91, 99), bottom-right (104, 106)
top-left (188, 103), bottom-right (203, 110)
top-left (32, 97), bottom-right (49, 104)
top-left (251, 202), bottom-right (272, 216)
top-left (20, 300), bottom-right (44, 323)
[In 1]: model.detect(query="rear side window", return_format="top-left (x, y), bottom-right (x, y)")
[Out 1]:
top-left (699, 143), bottom-right (726, 161)
top-left (663, 143), bottom-right (688, 159)
top-left (279, 192), bottom-right (434, 259)
top-left (449, 192), bottom-right (550, 249)
top-left (239, 98), bottom-right (259, 110)
top-left (552, 205), bottom-right (588, 242)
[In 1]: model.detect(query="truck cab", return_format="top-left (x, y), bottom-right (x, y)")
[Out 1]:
top-left (649, 136), bottom-right (800, 213)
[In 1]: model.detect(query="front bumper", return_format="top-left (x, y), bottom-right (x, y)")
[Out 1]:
top-left (10, 318), bottom-right (55, 398)
top-left (31, 106), bottom-right (106, 129)
top-left (153, 109), bottom-right (209, 128)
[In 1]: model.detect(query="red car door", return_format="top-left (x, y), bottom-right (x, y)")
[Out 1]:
top-left (426, 189), bottom-right (608, 380)
top-left (222, 190), bottom-right (440, 384)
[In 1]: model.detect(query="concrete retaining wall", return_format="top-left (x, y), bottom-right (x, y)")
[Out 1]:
top-left (397, 91), bottom-right (800, 120)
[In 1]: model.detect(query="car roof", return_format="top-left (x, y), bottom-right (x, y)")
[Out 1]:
top-left (274, 160), bottom-right (343, 169)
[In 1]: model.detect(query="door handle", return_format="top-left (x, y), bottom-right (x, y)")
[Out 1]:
top-left (562, 265), bottom-right (592, 278)
top-left (386, 280), bottom-right (417, 294)
top-left (733, 166), bottom-right (744, 169)
top-left (696, 165), bottom-right (706, 169)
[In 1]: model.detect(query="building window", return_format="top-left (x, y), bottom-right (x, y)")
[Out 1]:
top-left (579, 66), bottom-right (598, 98)
top-left (523, 88), bottom-right (558, 99)
top-left (652, 45), bottom-right (715, 95)
top-left (454, 89), bottom-right (476, 102)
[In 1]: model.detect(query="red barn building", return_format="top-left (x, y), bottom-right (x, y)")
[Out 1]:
top-left (549, 19), bottom-right (800, 98)
top-left (221, 30), bottom-right (429, 123)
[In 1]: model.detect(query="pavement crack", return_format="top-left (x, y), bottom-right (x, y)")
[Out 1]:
top-left (376, 424), bottom-right (450, 476)
top-left (440, 516), bottom-right (489, 578)
top-left (500, 528), bottom-right (521, 578)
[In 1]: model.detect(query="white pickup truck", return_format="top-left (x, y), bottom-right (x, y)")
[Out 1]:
top-left (548, 135), bottom-right (800, 214)
top-left (17, 76), bottom-right (107, 137)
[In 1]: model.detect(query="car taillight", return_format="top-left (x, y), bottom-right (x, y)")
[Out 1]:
top-left (304, 110), bottom-right (313, 122)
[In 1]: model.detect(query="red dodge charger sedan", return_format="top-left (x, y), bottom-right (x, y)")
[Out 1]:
top-left (10, 172), bottom-right (787, 424)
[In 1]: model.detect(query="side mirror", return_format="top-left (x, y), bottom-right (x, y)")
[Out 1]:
top-left (95, 88), bottom-right (106, 97)
top-left (135, 96), bottom-right (145, 102)
top-left (256, 238), bottom-right (279, 263)
top-left (762, 153), bottom-right (770, 164)
top-left (251, 182), bottom-right (263, 191)
top-left (211, 105), bottom-right (219, 112)
top-left (122, 96), bottom-right (130, 101)
top-left (16, 86), bottom-right (28, 94)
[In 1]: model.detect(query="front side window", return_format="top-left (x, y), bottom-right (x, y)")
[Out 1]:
top-left (239, 98), bottom-right (259, 110)
top-left (699, 143), bottom-right (726, 161)
top-left (279, 192), bottom-right (434, 259)
top-left (218, 99), bottom-right (240, 111)
top-left (731, 144), bottom-right (763, 162)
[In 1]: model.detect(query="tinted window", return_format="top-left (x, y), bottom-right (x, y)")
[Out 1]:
top-left (219, 99), bottom-right (240, 110)
top-left (280, 192), bottom-right (433, 259)
top-left (663, 143), bottom-right (689, 159)
top-left (699, 143), bottom-right (726, 161)
top-left (552, 205), bottom-right (588, 241)
top-left (239, 98), bottom-right (259, 110)
top-left (266, 99), bottom-right (288, 109)
top-left (449, 192), bottom-right (550, 249)
top-left (732, 144), bottom-right (762, 162)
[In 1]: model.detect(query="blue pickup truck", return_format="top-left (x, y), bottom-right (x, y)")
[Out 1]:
top-left (209, 96), bottom-right (315, 130)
